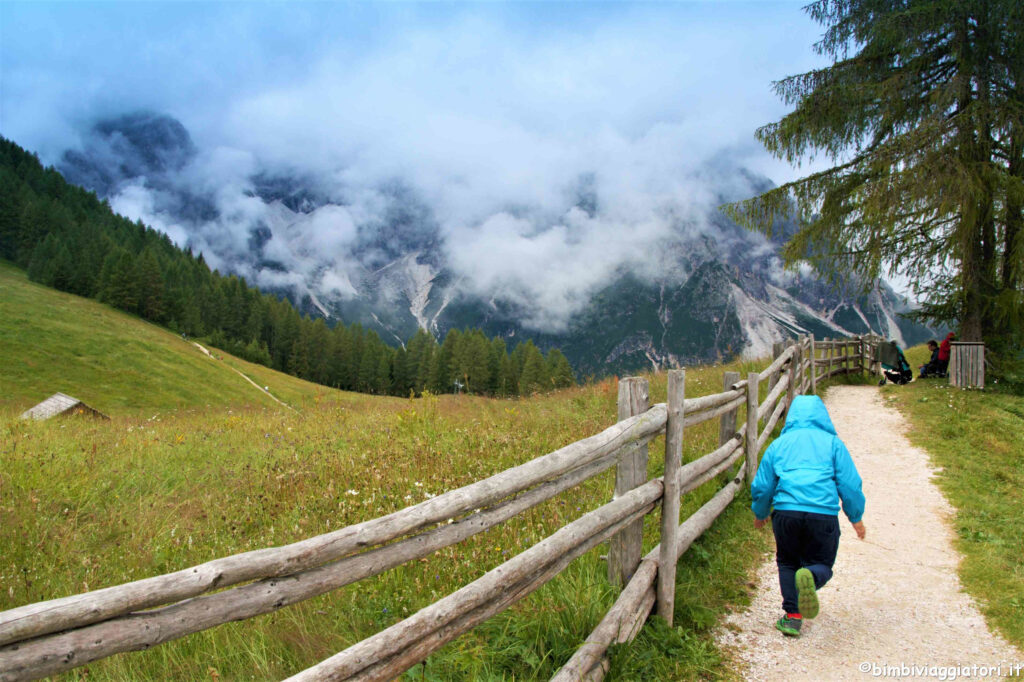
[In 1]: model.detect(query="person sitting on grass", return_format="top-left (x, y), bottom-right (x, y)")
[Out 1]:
top-left (751, 395), bottom-right (866, 637)
top-left (919, 340), bottom-right (943, 378)
top-left (937, 331), bottom-right (955, 374)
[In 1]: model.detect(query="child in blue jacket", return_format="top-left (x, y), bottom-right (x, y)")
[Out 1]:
top-left (751, 395), bottom-right (866, 637)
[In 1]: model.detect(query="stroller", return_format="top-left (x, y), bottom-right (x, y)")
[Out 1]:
top-left (877, 340), bottom-right (913, 385)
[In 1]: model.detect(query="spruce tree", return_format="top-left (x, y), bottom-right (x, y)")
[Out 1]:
top-left (26, 233), bottom-right (59, 285)
top-left (98, 249), bottom-right (139, 312)
top-left (134, 247), bottom-right (165, 322)
top-left (727, 0), bottom-right (1024, 356)
top-left (431, 329), bottom-right (460, 393)
top-left (518, 342), bottom-right (549, 395)
top-left (546, 348), bottom-right (576, 388)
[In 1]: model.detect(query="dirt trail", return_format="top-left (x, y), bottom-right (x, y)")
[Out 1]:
top-left (191, 341), bottom-right (298, 412)
top-left (717, 385), bottom-right (1021, 681)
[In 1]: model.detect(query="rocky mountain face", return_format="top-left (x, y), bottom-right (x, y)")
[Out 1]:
top-left (58, 112), bottom-right (939, 377)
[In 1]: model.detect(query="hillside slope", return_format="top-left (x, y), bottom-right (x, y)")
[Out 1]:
top-left (0, 261), bottom-right (334, 415)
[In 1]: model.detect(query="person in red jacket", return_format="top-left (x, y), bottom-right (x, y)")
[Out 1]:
top-left (938, 332), bottom-right (955, 373)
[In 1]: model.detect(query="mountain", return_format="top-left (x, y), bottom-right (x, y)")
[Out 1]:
top-left (58, 112), bottom-right (940, 376)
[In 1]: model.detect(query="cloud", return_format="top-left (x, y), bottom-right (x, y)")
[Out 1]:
top-left (3, 2), bottom-right (830, 330)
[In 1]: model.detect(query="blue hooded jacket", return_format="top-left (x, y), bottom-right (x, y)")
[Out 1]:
top-left (751, 395), bottom-right (865, 522)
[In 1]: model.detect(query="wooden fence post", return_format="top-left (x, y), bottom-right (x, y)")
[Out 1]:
top-left (800, 336), bottom-right (809, 392)
top-left (608, 377), bottom-right (650, 587)
top-left (718, 371), bottom-right (741, 484)
top-left (787, 340), bottom-right (799, 409)
top-left (809, 336), bottom-right (817, 394)
top-left (745, 372), bottom-right (760, 484)
top-left (658, 370), bottom-right (684, 625)
top-left (769, 342), bottom-right (784, 393)
top-left (719, 371), bottom-right (741, 447)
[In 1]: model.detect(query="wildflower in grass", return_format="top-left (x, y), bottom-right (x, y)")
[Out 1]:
top-left (346, 489), bottom-right (359, 496)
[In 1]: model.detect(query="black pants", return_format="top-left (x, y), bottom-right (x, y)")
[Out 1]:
top-left (771, 510), bottom-right (840, 614)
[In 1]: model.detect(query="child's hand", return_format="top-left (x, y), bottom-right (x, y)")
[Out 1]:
top-left (754, 518), bottom-right (767, 530)
top-left (852, 520), bottom-right (866, 539)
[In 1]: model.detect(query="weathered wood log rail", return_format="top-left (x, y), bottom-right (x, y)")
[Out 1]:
top-left (0, 335), bottom-right (882, 682)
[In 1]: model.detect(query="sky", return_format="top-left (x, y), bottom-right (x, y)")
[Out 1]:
top-left (0, 1), bottom-right (844, 329)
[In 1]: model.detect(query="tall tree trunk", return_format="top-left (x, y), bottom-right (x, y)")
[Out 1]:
top-left (1004, 120), bottom-right (1023, 294)
top-left (975, 6), bottom-right (998, 341)
top-left (955, 11), bottom-right (985, 342)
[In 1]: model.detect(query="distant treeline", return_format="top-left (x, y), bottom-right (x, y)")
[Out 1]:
top-left (0, 136), bottom-right (575, 397)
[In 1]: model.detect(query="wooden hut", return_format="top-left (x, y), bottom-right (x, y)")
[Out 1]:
top-left (20, 392), bottom-right (109, 421)
top-left (949, 342), bottom-right (985, 389)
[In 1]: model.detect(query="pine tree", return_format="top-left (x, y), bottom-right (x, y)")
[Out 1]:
top-left (376, 349), bottom-right (393, 395)
top-left (98, 249), bottom-right (138, 312)
top-left (488, 337), bottom-right (507, 395)
top-left (498, 353), bottom-right (519, 397)
top-left (727, 0), bottom-right (1024, 355)
top-left (358, 337), bottom-right (381, 393)
top-left (518, 342), bottom-right (549, 395)
top-left (26, 233), bottom-right (59, 285)
top-left (134, 247), bottom-right (165, 322)
top-left (431, 329), bottom-right (460, 393)
top-left (415, 333), bottom-right (436, 395)
top-left (306, 318), bottom-right (332, 385)
top-left (50, 242), bottom-right (75, 292)
top-left (456, 329), bottom-right (491, 394)
top-left (288, 326), bottom-right (312, 380)
top-left (546, 348), bottom-right (576, 389)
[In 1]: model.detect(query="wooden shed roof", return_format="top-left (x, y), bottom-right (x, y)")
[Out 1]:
top-left (20, 393), bottom-right (108, 421)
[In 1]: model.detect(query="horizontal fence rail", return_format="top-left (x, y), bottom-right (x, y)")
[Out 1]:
top-left (0, 334), bottom-right (883, 682)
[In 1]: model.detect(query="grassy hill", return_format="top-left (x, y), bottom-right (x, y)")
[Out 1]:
top-left (0, 260), bottom-right (337, 416)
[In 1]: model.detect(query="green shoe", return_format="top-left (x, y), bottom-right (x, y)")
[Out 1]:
top-left (796, 568), bottom-right (819, 619)
top-left (775, 614), bottom-right (802, 637)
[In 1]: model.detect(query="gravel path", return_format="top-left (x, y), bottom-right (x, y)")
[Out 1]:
top-left (716, 385), bottom-right (1022, 681)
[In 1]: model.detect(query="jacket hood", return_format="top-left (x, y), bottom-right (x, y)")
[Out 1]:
top-left (780, 395), bottom-right (837, 436)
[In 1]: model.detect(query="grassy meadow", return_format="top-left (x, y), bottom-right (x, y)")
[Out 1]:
top-left (884, 345), bottom-right (1024, 649)
top-left (2, 367), bottom-right (776, 680)
top-left (1, 262), bottom-right (783, 680)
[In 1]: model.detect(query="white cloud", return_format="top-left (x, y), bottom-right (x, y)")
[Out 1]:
top-left (5, 2), bottom-right (832, 329)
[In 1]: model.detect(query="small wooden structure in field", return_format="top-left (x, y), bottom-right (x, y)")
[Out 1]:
top-left (20, 392), bottom-right (108, 421)
top-left (949, 342), bottom-right (985, 389)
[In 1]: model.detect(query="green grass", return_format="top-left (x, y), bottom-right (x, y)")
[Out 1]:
top-left (881, 348), bottom-right (1024, 649)
top-left (0, 261), bottom-right (330, 415)
top-left (1, 372), bottom-right (775, 680)
top-left (0, 263), bottom-right (788, 680)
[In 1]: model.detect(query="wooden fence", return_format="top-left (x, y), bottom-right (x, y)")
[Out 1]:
top-left (0, 335), bottom-right (880, 682)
